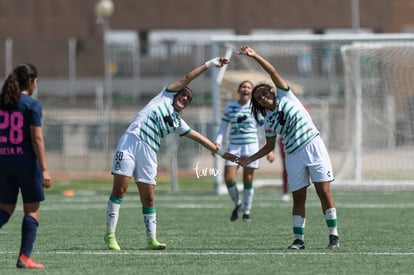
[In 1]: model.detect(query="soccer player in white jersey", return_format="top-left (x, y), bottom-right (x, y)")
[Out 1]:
top-left (237, 45), bottom-right (339, 249)
top-left (104, 57), bottom-right (237, 251)
top-left (215, 80), bottom-right (275, 222)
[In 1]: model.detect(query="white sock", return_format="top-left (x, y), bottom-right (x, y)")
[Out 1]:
top-left (144, 213), bottom-right (157, 239)
top-left (325, 208), bottom-right (339, 236)
top-left (292, 215), bottom-right (306, 241)
top-left (227, 182), bottom-right (240, 205)
top-left (243, 185), bottom-right (254, 215)
top-left (106, 197), bottom-right (122, 232)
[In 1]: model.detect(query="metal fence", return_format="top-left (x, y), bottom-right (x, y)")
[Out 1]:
top-left (2, 38), bottom-right (219, 176)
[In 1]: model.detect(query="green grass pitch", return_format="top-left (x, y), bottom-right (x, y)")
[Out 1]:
top-left (0, 177), bottom-right (413, 274)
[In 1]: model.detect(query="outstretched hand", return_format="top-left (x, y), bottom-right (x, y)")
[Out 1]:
top-left (222, 152), bottom-right (239, 163)
top-left (266, 151), bottom-right (275, 163)
top-left (237, 156), bottom-right (252, 167)
top-left (237, 45), bottom-right (256, 57)
top-left (205, 57), bottom-right (230, 68)
top-left (212, 144), bottom-right (220, 157)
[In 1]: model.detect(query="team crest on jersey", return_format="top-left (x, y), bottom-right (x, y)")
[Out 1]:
top-left (163, 115), bottom-right (174, 127)
top-left (163, 114), bottom-right (180, 128)
top-left (277, 111), bottom-right (286, 125)
top-left (237, 115), bottom-right (248, 123)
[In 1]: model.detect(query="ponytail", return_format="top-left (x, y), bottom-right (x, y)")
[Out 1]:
top-left (0, 74), bottom-right (20, 111)
top-left (0, 63), bottom-right (37, 111)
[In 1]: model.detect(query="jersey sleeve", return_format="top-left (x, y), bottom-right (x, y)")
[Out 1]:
top-left (277, 86), bottom-right (302, 106)
top-left (215, 104), bottom-right (231, 145)
top-left (148, 86), bottom-right (175, 105)
top-left (256, 113), bottom-right (265, 126)
top-left (30, 100), bottom-right (42, 127)
top-left (177, 118), bottom-right (192, 136)
top-left (215, 120), bottom-right (228, 145)
top-left (264, 120), bottom-right (277, 139)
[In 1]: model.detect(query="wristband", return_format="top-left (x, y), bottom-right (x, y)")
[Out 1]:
top-left (216, 148), bottom-right (225, 157)
top-left (205, 57), bottom-right (219, 69)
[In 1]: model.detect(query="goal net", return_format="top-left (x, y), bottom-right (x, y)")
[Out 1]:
top-left (211, 33), bottom-right (414, 184)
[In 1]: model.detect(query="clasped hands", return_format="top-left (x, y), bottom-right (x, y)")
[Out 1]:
top-left (220, 153), bottom-right (251, 167)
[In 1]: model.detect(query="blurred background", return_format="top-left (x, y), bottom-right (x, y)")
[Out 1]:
top-left (1, 0), bottom-right (413, 189)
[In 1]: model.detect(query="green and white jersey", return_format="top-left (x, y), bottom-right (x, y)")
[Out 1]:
top-left (125, 87), bottom-right (191, 153)
top-left (265, 87), bottom-right (318, 154)
top-left (216, 100), bottom-right (264, 146)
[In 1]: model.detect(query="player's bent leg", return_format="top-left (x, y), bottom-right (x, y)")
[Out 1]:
top-left (111, 174), bottom-right (131, 198)
top-left (104, 174), bottom-right (130, 251)
top-left (137, 183), bottom-right (166, 250)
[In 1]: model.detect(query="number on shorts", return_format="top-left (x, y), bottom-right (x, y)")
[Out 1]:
top-left (115, 151), bottom-right (123, 161)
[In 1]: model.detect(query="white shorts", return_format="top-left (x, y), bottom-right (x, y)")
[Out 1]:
top-left (285, 135), bottom-right (334, 192)
top-left (111, 133), bottom-right (157, 185)
top-left (225, 143), bottom-right (260, 169)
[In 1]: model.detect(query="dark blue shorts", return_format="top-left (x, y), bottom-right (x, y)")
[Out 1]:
top-left (0, 158), bottom-right (45, 204)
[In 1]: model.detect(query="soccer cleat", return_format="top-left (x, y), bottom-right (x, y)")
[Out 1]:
top-left (230, 203), bottom-right (242, 221)
top-left (288, 239), bottom-right (305, 250)
top-left (242, 214), bottom-right (252, 222)
top-left (104, 231), bottom-right (121, 251)
top-left (327, 234), bottom-right (340, 249)
top-left (16, 254), bottom-right (45, 269)
top-left (147, 238), bottom-right (166, 250)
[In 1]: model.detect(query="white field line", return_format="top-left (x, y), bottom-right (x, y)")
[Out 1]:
top-left (0, 250), bottom-right (414, 256)
top-left (37, 202), bottom-right (414, 211)
top-left (12, 191), bottom-right (414, 211)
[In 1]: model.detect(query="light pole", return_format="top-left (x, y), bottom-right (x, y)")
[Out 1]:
top-left (351, 0), bottom-right (360, 33)
top-left (95, 0), bottom-right (114, 153)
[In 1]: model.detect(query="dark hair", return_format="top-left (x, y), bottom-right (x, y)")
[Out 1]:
top-left (250, 83), bottom-right (274, 123)
top-left (238, 80), bottom-right (254, 90)
top-left (0, 63), bottom-right (37, 111)
top-left (173, 87), bottom-right (193, 103)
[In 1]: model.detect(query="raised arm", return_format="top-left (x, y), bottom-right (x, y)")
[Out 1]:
top-left (168, 57), bottom-right (230, 91)
top-left (238, 45), bottom-right (288, 89)
top-left (185, 129), bottom-right (238, 161)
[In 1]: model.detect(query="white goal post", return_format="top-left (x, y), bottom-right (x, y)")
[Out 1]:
top-left (210, 33), bottom-right (414, 189)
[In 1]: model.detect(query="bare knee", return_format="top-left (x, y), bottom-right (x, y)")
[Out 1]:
top-left (111, 187), bottom-right (127, 198)
top-left (137, 182), bottom-right (155, 208)
top-left (111, 174), bottom-right (131, 198)
top-left (292, 187), bottom-right (307, 202)
top-left (224, 166), bottom-right (237, 184)
top-left (23, 202), bottom-right (40, 220)
top-left (315, 182), bottom-right (335, 210)
top-left (0, 204), bottom-right (16, 216)
top-left (141, 194), bottom-right (154, 208)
